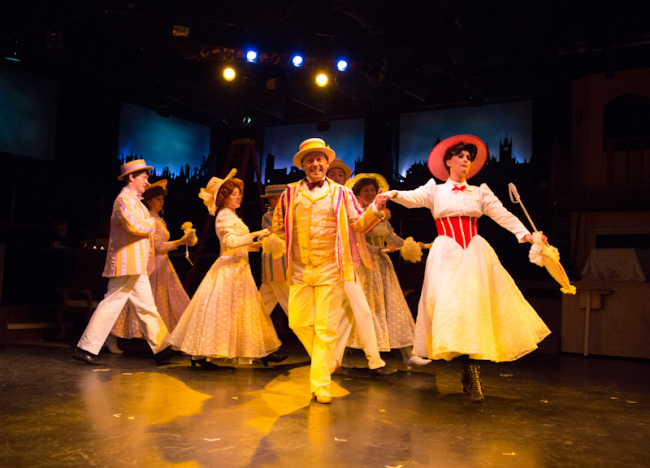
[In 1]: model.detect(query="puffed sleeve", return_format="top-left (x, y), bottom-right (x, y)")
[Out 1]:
top-left (479, 183), bottom-right (530, 242)
top-left (216, 211), bottom-right (252, 250)
top-left (116, 195), bottom-right (155, 235)
top-left (391, 178), bottom-right (437, 210)
top-left (152, 218), bottom-right (179, 255)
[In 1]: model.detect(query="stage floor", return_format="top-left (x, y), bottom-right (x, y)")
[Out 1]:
top-left (1, 338), bottom-right (649, 468)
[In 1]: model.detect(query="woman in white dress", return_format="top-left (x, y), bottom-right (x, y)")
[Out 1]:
top-left (347, 173), bottom-right (431, 370)
top-left (385, 135), bottom-right (551, 402)
top-left (168, 170), bottom-right (282, 369)
top-left (107, 180), bottom-right (194, 352)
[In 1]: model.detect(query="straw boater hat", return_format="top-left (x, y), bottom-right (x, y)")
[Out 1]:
top-left (327, 158), bottom-right (352, 181)
top-left (346, 173), bottom-right (390, 192)
top-left (428, 134), bottom-right (488, 182)
top-left (261, 184), bottom-right (287, 198)
top-left (144, 179), bottom-right (168, 194)
top-left (293, 138), bottom-right (336, 168)
top-left (118, 159), bottom-right (153, 180)
top-left (198, 168), bottom-right (237, 215)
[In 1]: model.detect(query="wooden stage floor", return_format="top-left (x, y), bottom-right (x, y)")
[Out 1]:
top-left (1, 337), bottom-right (649, 468)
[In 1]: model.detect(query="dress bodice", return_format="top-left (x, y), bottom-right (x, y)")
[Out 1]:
top-left (364, 219), bottom-right (405, 253)
top-left (216, 208), bottom-right (252, 256)
top-left (393, 178), bottom-right (530, 242)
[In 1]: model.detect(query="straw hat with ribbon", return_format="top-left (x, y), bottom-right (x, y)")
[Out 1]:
top-left (260, 184), bottom-right (287, 198)
top-left (345, 172), bottom-right (390, 193)
top-left (198, 169), bottom-right (237, 215)
top-left (118, 159), bottom-right (153, 180)
top-left (327, 158), bottom-right (352, 181)
top-left (143, 179), bottom-right (168, 195)
top-left (428, 135), bottom-right (488, 182)
top-left (293, 138), bottom-right (336, 168)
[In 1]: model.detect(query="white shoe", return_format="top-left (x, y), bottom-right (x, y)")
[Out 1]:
top-left (103, 334), bottom-right (124, 354)
top-left (407, 355), bottom-right (431, 369)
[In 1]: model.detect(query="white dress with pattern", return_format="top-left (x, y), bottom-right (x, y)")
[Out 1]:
top-left (168, 208), bottom-right (281, 359)
top-left (393, 178), bottom-right (551, 362)
top-left (352, 218), bottom-right (416, 351)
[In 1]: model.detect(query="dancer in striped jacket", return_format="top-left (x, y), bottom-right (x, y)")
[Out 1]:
top-left (73, 160), bottom-right (179, 365)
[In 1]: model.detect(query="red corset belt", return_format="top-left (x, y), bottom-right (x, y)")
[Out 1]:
top-left (435, 216), bottom-right (478, 249)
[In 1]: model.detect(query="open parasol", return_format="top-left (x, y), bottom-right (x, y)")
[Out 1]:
top-left (508, 183), bottom-right (576, 295)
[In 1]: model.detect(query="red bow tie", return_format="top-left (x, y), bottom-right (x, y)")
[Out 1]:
top-left (307, 180), bottom-right (325, 190)
top-left (452, 184), bottom-right (466, 192)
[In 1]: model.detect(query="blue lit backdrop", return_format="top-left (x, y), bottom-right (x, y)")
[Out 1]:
top-left (262, 119), bottom-right (365, 176)
top-left (399, 101), bottom-right (532, 176)
top-left (118, 102), bottom-right (211, 179)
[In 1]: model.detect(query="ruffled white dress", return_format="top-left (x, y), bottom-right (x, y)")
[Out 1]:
top-left (393, 178), bottom-right (550, 362)
top-left (111, 213), bottom-right (189, 338)
top-left (351, 219), bottom-right (416, 351)
top-left (168, 208), bottom-right (281, 360)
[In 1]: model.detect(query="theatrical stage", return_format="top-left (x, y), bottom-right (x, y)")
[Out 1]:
top-left (2, 336), bottom-right (648, 468)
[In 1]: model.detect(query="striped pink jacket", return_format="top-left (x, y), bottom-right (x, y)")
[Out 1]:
top-left (272, 178), bottom-right (381, 283)
top-left (102, 188), bottom-right (156, 277)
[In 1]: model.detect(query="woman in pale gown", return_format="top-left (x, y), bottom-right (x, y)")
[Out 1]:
top-left (168, 171), bottom-right (281, 368)
top-left (106, 180), bottom-right (194, 352)
top-left (385, 135), bottom-right (551, 402)
top-left (347, 174), bottom-right (431, 370)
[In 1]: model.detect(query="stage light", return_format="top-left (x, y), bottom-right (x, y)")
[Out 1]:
top-left (337, 60), bottom-right (348, 72)
top-left (224, 48), bottom-right (234, 61)
top-left (223, 67), bottom-right (236, 81)
top-left (172, 25), bottom-right (190, 37)
top-left (316, 73), bottom-right (328, 87)
top-left (292, 55), bottom-right (303, 67)
top-left (246, 50), bottom-right (257, 62)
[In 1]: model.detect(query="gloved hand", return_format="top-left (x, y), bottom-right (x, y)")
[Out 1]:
top-left (250, 229), bottom-right (270, 241)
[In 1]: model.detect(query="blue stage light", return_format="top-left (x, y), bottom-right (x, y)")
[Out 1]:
top-left (246, 51), bottom-right (257, 62)
top-left (337, 60), bottom-right (348, 72)
top-left (292, 55), bottom-right (303, 67)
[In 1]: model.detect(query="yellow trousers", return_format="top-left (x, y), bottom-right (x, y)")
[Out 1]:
top-left (289, 260), bottom-right (345, 395)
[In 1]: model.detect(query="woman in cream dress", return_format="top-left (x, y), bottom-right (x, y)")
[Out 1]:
top-left (348, 174), bottom-right (431, 370)
top-left (386, 135), bottom-right (551, 402)
top-left (168, 172), bottom-right (281, 368)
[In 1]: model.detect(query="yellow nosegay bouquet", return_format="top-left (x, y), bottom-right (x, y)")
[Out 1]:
top-left (262, 233), bottom-right (286, 260)
top-left (181, 222), bottom-right (198, 264)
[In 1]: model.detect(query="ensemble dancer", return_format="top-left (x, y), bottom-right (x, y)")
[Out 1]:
top-left (326, 159), bottom-right (396, 376)
top-left (73, 160), bottom-right (180, 365)
top-left (273, 138), bottom-right (387, 404)
top-left (106, 179), bottom-right (194, 353)
top-left (386, 135), bottom-right (551, 402)
top-left (259, 184), bottom-right (290, 317)
top-left (348, 174), bottom-right (431, 370)
top-left (168, 171), bottom-right (282, 369)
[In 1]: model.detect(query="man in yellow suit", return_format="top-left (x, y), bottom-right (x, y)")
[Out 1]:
top-left (73, 160), bottom-right (183, 365)
top-left (273, 139), bottom-right (387, 403)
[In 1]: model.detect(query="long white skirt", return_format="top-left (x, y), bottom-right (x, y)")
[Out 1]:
top-left (415, 235), bottom-right (550, 362)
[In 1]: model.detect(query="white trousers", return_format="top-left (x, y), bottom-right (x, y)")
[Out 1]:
top-left (334, 276), bottom-right (385, 370)
top-left (78, 275), bottom-right (170, 355)
top-left (289, 260), bottom-right (345, 395)
top-left (259, 281), bottom-right (289, 315)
